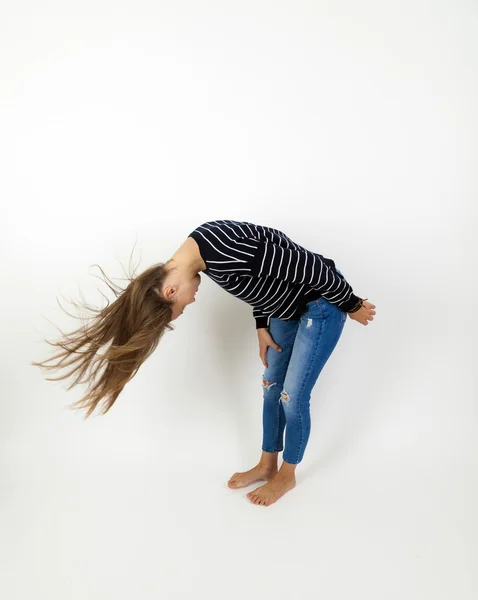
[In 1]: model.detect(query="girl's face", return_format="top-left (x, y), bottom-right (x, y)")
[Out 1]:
top-left (169, 272), bottom-right (201, 320)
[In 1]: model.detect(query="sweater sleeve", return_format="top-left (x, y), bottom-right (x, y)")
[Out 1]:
top-left (249, 241), bottom-right (362, 313)
top-left (253, 306), bottom-right (270, 329)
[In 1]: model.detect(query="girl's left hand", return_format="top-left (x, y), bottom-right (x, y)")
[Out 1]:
top-left (348, 300), bottom-right (376, 326)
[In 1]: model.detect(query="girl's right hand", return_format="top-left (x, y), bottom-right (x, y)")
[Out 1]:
top-left (257, 328), bottom-right (282, 368)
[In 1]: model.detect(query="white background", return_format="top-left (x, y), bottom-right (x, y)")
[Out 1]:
top-left (1, 1), bottom-right (477, 598)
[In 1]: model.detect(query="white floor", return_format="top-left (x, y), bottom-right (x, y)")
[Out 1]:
top-left (2, 435), bottom-right (476, 600)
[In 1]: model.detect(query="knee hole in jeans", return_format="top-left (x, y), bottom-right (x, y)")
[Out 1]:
top-left (262, 378), bottom-right (277, 390)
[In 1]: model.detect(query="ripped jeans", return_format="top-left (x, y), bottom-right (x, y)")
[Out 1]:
top-left (261, 292), bottom-right (347, 465)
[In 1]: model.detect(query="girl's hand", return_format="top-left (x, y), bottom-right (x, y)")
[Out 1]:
top-left (257, 328), bottom-right (282, 368)
top-left (348, 300), bottom-right (376, 326)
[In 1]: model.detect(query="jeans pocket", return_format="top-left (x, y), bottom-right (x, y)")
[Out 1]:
top-left (305, 299), bottom-right (317, 310)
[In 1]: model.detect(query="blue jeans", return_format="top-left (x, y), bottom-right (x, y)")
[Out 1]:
top-left (261, 275), bottom-right (347, 464)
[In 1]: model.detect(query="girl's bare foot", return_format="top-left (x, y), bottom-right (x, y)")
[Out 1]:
top-left (228, 463), bottom-right (278, 489)
top-left (247, 471), bottom-right (296, 506)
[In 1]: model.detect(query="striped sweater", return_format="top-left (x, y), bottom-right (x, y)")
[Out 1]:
top-left (188, 219), bottom-right (362, 329)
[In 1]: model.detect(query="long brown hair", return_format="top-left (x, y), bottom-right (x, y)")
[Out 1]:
top-left (32, 256), bottom-right (175, 419)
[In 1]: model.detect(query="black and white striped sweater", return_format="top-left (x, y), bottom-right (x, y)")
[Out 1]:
top-left (188, 219), bottom-right (362, 329)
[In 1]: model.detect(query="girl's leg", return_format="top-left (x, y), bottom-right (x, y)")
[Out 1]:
top-left (247, 298), bottom-right (347, 505)
top-left (227, 317), bottom-right (299, 489)
top-left (261, 318), bottom-right (300, 457)
top-left (281, 297), bottom-right (347, 465)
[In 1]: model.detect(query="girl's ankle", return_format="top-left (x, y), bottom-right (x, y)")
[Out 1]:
top-left (259, 462), bottom-right (278, 471)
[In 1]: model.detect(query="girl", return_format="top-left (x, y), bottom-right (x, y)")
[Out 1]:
top-left (33, 219), bottom-right (376, 507)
